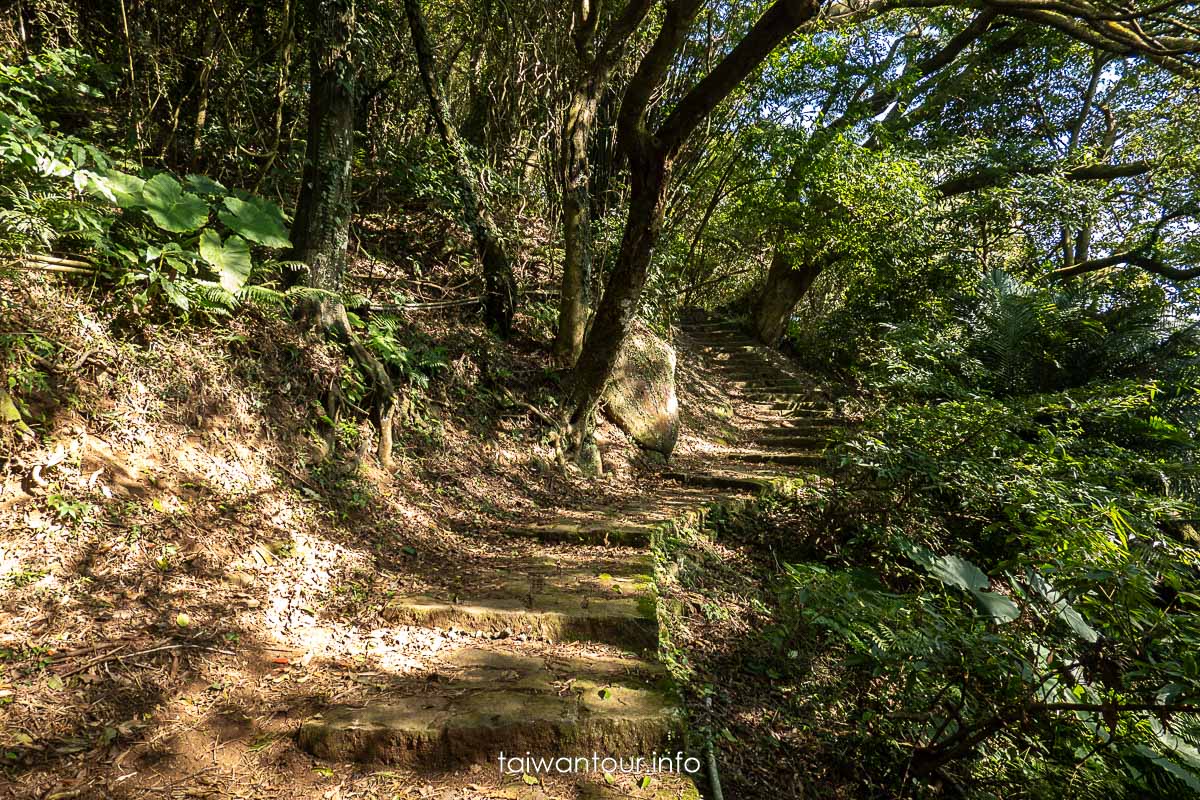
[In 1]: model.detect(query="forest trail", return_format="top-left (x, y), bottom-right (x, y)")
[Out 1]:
top-left (296, 314), bottom-right (842, 797)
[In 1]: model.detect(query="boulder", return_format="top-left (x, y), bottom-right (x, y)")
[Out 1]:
top-left (602, 320), bottom-right (679, 456)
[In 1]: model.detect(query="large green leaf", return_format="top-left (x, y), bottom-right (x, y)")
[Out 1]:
top-left (218, 196), bottom-right (291, 248)
top-left (907, 543), bottom-right (1018, 623)
top-left (142, 173), bottom-right (209, 232)
top-left (199, 229), bottom-right (251, 293)
top-left (907, 545), bottom-right (988, 591)
top-left (1027, 569), bottom-right (1099, 642)
top-left (90, 169), bottom-right (146, 208)
top-left (185, 174), bottom-right (227, 196)
top-left (969, 588), bottom-right (1020, 623)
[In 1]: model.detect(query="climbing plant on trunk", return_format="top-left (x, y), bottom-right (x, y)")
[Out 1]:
top-left (554, 0), bottom-right (655, 366)
top-left (404, 0), bottom-right (518, 337)
top-left (291, 0), bottom-right (397, 466)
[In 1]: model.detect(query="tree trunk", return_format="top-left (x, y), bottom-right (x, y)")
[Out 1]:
top-left (404, 0), bottom-right (516, 337)
top-left (189, 22), bottom-right (218, 171)
top-left (291, 0), bottom-right (356, 296)
top-left (551, 0), bottom-right (659, 365)
top-left (555, 80), bottom-right (600, 365)
top-left (568, 148), bottom-right (672, 443)
top-left (752, 250), bottom-right (825, 345)
top-left (566, 0), bottom-right (820, 456)
top-left (291, 0), bottom-right (396, 467)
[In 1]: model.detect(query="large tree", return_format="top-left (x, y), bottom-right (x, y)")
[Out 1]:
top-left (291, 0), bottom-right (397, 465)
top-left (566, 0), bottom-right (825, 454)
top-left (555, 0), bottom-right (655, 365)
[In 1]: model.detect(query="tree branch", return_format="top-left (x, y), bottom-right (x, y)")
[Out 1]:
top-left (1053, 249), bottom-right (1200, 280)
top-left (937, 159), bottom-right (1153, 196)
top-left (658, 0), bottom-right (822, 155)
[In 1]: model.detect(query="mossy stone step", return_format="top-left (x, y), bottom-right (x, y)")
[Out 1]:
top-left (298, 647), bottom-right (684, 766)
top-left (727, 450), bottom-right (824, 467)
top-left (501, 520), bottom-right (660, 547)
top-left (745, 434), bottom-right (828, 449)
top-left (384, 555), bottom-right (657, 649)
top-left (580, 780), bottom-right (702, 799)
top-left (662, 470), bottom-right (771, 492)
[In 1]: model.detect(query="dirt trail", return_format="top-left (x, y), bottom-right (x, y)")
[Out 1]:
top-left (0, 312), bottom-right (843, 800)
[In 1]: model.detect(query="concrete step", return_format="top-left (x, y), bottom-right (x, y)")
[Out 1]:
top-left (299, 646), bottom-right (684, 766)
top-left (384, 554), bottom-right (657, 650)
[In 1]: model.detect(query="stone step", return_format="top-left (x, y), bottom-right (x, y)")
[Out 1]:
top-left (685, 336), bottom-right (752, 347)
top-left (744, 434), bottom-right (828, 449)
top-left (740, 400), bottom-right (828, 413)
top-left (383, 554), bottom-right (657, 650)
top-left (682, 322), bottom-right (750, 333)
top-left (742, 416), bottom-right (842, 431)
top-left (727, 379), bottom-right (810, 391)
top-left (501, 520), bottom-right (661, 548)
top-left (693, 343), bottom-right (764, 355)
top-left (729, 383), bottom-right (816, 398)
top-left (679, 320), bottom-right (743, 332)
top-left (662, 469), bottom-right (770, 492)
top-left (299, 646), bottom-right (684, 766)
top-left (727, 450), bottom-right (825, 467)
top-left (582, 781), bottom-right (702, 800)
top-left (714, 369), bottom-right (795, 381)
top-left (744, 400), bottom-right (834, 413)
top-left (703, 351), bottom-right (772, 363)
top-left (497, 489), bottom-right (721, 547)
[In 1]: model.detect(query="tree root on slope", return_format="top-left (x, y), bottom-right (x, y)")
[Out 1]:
top-left (301, 298), bottom-right (398, 469)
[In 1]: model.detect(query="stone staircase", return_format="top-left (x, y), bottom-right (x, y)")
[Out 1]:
top-left (296, 312), bottom-right (840, 797)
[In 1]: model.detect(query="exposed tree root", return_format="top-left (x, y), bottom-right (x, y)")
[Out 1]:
top-left (301, 298), bottom-right (398, 468)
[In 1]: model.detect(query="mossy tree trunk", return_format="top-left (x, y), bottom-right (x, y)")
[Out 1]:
top-left (752, 250), bottom-right (825, 345)
top-left (554, 0), bottom-right (656, 367)
top-left (556, 80), bottom-right (600, 366)
top-left (291, 0), bottom-right (397, 467)
top-left (405, 0), bottom-right (517, 337)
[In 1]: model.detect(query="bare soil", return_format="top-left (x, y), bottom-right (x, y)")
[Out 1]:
top-left (0, 276), bottom-right (756, 799)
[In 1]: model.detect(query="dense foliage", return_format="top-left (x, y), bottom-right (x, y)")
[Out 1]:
top-left (749, 267), bottom-right (1200, 795)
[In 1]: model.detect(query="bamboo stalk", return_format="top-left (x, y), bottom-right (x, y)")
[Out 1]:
top-left (25, 254), bottom-right (95, 269)
top-left (20, 261), bottom-right (96, 275)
